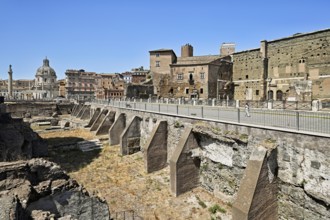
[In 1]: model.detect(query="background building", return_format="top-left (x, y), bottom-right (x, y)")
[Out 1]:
top-left (149, 49), bottom-right (177, 96)
top-left (149, 44), bottom-right (233, 99)
top-left (0, 79), bottom-right (34, 100)
top-left (32, 57), bottom-right (58, 99)
top-left (131, 66), bottom-right (149, 84)
top-left (121, 72), bottom-right (133, 84)
top-left (220, 43), bottom-right (236, 56)
top-left (95, 74), bottom-right (125, 99)
top-left (232, 28), bottom-right (330, 101)
top-left (65, 69), bottom-right (97, 101)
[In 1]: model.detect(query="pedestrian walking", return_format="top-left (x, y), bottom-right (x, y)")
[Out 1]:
top-left (245, 103), bottom-right (250, 117)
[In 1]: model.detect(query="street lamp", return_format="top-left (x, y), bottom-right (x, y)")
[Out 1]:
top-left (266, 77), bottom-right (272, 101)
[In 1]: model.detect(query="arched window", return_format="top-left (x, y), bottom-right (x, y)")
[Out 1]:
top-left (276, 90), bottom-right (283, 101)
top-left (268, 90), bottom-right (274, 100)
top-left (189, 73), bottom-right (193, 81)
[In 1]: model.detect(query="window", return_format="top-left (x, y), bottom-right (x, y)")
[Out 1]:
top-left (200, 72), bottom-right (205, 79)
top-left (185, 88), bottom-right (189, 94)
top-left (189, 73), bottom-right (193, 81)
top-left (200, 88), bottom-right (203, 94)
top-left (156, 53), bottom-right (160, 57)
top-left (256, 90), bottom-right (259, 96)
top-left (177, 73), bottom-right (183, 80)
top-left (246, 75), bottom-right (249, 79)
top-left (156, 61), bottom-right (160, 67)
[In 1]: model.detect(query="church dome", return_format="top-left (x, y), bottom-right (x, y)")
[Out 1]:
top-left (35, 57), bottom-right (56, 77)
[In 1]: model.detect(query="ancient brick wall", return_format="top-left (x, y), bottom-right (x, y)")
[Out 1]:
top-left (267, 30), bottom-right (330, 100)
top-left (233, 49), bottom-right (264, 100)
top-left (233, 29), bottom-right (330, 101)
top-left (5, 102), bottom-right (72, 117)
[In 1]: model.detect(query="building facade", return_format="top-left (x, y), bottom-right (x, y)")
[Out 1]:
top-left (233, 29), bottom-right (330, 101)
top-left (65, 69), bottom-right (97, 101)
top-left (95, 74), bottom-right (125, 99)
top-left (131, 66), bottom-right (149, 84)
top-left (149, 44), bottom-right (233, 99)
top-left (0, 79), bottom-right (34, 100)
top-left (149, 49), bottom-right (177, 95)
top-left (169, 55), bottom-right (232, 99)
top-left (121, 72), bottom-right (133, 84)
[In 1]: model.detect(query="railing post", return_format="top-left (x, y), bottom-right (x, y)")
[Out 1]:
top-left (176, 105), bottom-right (179, 115)
top-left (201, 106), bottom-right (204, 118)
top-left (296, 111), bottom-right (300, 130)
top-left (159, 103), bottom-right (161, 112)
top-left (145, 103), bottom-right (147, 110)
top-left (238, 108), bottom-right (240, 123)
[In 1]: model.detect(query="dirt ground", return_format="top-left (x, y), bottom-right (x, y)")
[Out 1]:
top-left (39, 128), bottom-right (232, 220)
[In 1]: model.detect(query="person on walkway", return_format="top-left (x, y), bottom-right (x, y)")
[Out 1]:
top-left (245, 103), bottom-right (250, 117)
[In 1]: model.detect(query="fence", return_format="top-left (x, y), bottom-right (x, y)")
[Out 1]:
top-left (112, 210), bottom-right (142, 220)
top-left (92, 99), bottom-right (330, 136)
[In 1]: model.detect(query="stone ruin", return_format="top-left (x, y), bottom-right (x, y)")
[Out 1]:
top-left (0, 100), bottom-right (111, 219)
top-left (0, 158), bottom-right (110, 219)
top-left (0, 103), bottom-right (48, 162)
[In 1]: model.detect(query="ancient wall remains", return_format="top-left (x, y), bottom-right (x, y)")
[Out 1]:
top-left (5, 102), bottom-right (73, 117)
top-left (233, 29), bottom-right (330, 101)
top-left (233, 49), bottom-right (264, 100)
top-left (126, 84), bottom-right (154, 99)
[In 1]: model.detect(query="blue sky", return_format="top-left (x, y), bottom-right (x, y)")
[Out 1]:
top-left (0, 0), bottom-right (329, 80)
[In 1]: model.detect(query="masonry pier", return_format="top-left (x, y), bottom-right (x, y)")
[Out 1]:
top-left (109, 113), bottom-right (126, 146)
top-left (90, 109), bottom-right (108, 132)
top-left (96, 111), bottom-right (116, 136)
top-left (144, 120), bottom-right (168, 173)
top-left (170, 127), bottom-right (200, 196)
top-left (120, 116), bottom-right (142, 155)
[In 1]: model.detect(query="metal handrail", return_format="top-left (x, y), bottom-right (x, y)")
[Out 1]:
top-left (91, 99), bottom-right (330, 136)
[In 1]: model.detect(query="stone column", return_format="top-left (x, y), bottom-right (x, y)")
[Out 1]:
top-left (260, 40), bottom-right (269, 101)
top-left (8, 65), bottom-right (13, 98)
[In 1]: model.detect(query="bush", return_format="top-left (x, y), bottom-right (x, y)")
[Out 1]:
top-left (208, 204), bottom-right (226, 214)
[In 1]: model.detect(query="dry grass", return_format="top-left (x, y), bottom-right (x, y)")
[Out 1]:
top-left (41, 128), bottom-right (231, 220)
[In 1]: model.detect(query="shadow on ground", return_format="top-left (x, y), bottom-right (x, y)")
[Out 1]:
top-left (43, 136), bottom-right (102, 173)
